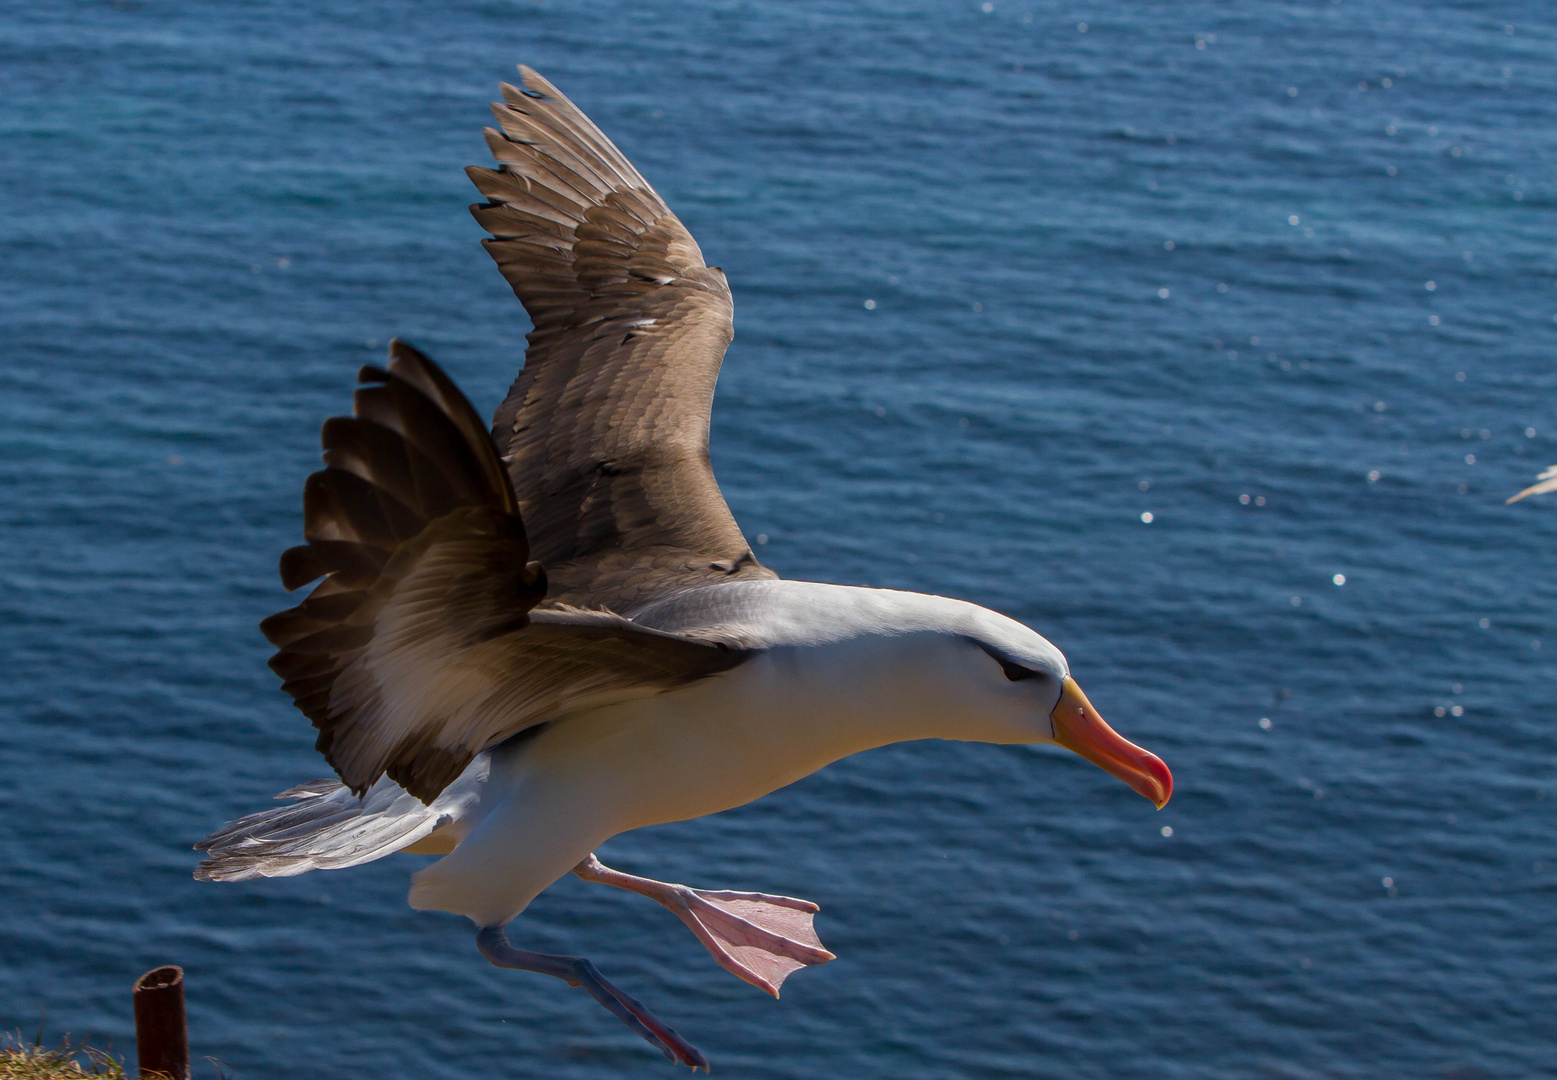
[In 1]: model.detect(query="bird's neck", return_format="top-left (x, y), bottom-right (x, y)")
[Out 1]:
top-left (510, 631), bottom-right (1027, 837)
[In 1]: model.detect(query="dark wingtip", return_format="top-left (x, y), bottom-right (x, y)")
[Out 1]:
top-left (279, 544), bottom-right (325, 591)
top-left (386, 338), bottom-right (430, 367)
top-left (515, 66), bottom-right (551, 100)
top-left (259, 608), bottom-right (308, 647)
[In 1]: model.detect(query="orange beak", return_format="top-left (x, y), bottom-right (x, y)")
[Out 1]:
top-left (1049, 677), bottom-right (1172, 809)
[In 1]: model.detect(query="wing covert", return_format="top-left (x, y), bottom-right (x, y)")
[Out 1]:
top-left (470, 66), bottom-right (776, 612)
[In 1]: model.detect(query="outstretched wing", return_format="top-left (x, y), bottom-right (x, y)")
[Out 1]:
top-left (262, 342), bottom-right (747, 802)
top-left (469, 66), bottom-right (776, 613)
top-left (1507, 464), bottom-right (1557, 504)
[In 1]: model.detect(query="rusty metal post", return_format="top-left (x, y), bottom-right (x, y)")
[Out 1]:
top-left (132, 965), bottom-right (189, 1080)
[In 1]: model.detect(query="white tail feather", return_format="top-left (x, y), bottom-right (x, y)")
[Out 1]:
top-left (195, 758), bottom-right (489, 882)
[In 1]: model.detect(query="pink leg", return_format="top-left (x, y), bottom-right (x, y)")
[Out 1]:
top-left (573, 853), bottom-right (835, 997)
top-left (476, 925), bottom-right (709, 1071)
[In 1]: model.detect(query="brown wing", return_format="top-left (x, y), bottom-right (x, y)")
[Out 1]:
top-left (262, 341), bottom-right (747, 802)
top-left (469, 66), bottom-right (776, 613)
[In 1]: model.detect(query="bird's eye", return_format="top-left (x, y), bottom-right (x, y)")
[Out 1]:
top-left (975, 641), bottom-right (1045, 682)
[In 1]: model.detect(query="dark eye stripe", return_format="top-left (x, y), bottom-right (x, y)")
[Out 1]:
top-left (1001, 660), bottom-right (1037, 682)
top-left (973, 639), bottom-right (1045, 682)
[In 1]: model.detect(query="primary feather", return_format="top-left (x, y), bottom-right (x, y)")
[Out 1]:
top-left (261, 341), bottom-right (748, 804)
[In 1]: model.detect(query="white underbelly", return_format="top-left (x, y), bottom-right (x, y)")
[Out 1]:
top-left (406, 638), bottom-right (975, 926)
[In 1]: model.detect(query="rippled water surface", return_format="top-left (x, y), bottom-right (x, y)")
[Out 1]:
top-left (4, 2), bottom-right (1556, 1077)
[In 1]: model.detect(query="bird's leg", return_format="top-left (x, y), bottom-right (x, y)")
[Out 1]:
top-left (475, 924), bottom-right (708, 1071)
top-left (572, 853), bottom-right (835, 997)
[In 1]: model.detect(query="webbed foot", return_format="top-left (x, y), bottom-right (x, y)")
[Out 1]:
top-left (574, 853), bottom-right (835, 996)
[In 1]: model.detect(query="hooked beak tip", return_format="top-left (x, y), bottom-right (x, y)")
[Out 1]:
top-left (1049, 677), bottom-right (1173, 809)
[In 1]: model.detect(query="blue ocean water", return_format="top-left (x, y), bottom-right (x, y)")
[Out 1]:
top-left (3, 1), bottom-right (1555, 1076)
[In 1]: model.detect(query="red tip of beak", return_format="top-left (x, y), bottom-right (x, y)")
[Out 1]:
top-left (1049, 678), bottom-right (1173, 809)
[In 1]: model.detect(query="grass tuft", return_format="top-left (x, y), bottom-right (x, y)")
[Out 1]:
top-left (0, 1035), bottom-right (135, 1079)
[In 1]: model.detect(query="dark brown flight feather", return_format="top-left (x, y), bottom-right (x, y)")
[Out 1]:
top-left (471, 66), bottom-right (777, 612)
top-left (264, 342), bottom-right (747, 802)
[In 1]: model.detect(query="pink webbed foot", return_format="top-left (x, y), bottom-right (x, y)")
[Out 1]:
top-left (668, 886), bottom-right (834, 996)
top-left (574, 854), bottom-right (835, 996)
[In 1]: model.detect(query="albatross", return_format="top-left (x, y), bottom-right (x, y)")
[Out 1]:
top-left (197, 65), bottom-right (1173, 1069)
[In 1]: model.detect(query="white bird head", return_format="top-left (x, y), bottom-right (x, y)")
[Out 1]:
top-left (952, 612), bottom-right (1173, 810)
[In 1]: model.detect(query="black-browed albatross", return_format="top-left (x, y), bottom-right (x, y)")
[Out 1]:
top-left (197, 65), bottom-right (1174, 1070)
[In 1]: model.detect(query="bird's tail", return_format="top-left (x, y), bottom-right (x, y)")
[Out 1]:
top-left (194, 759), bottom-right (487, 882)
